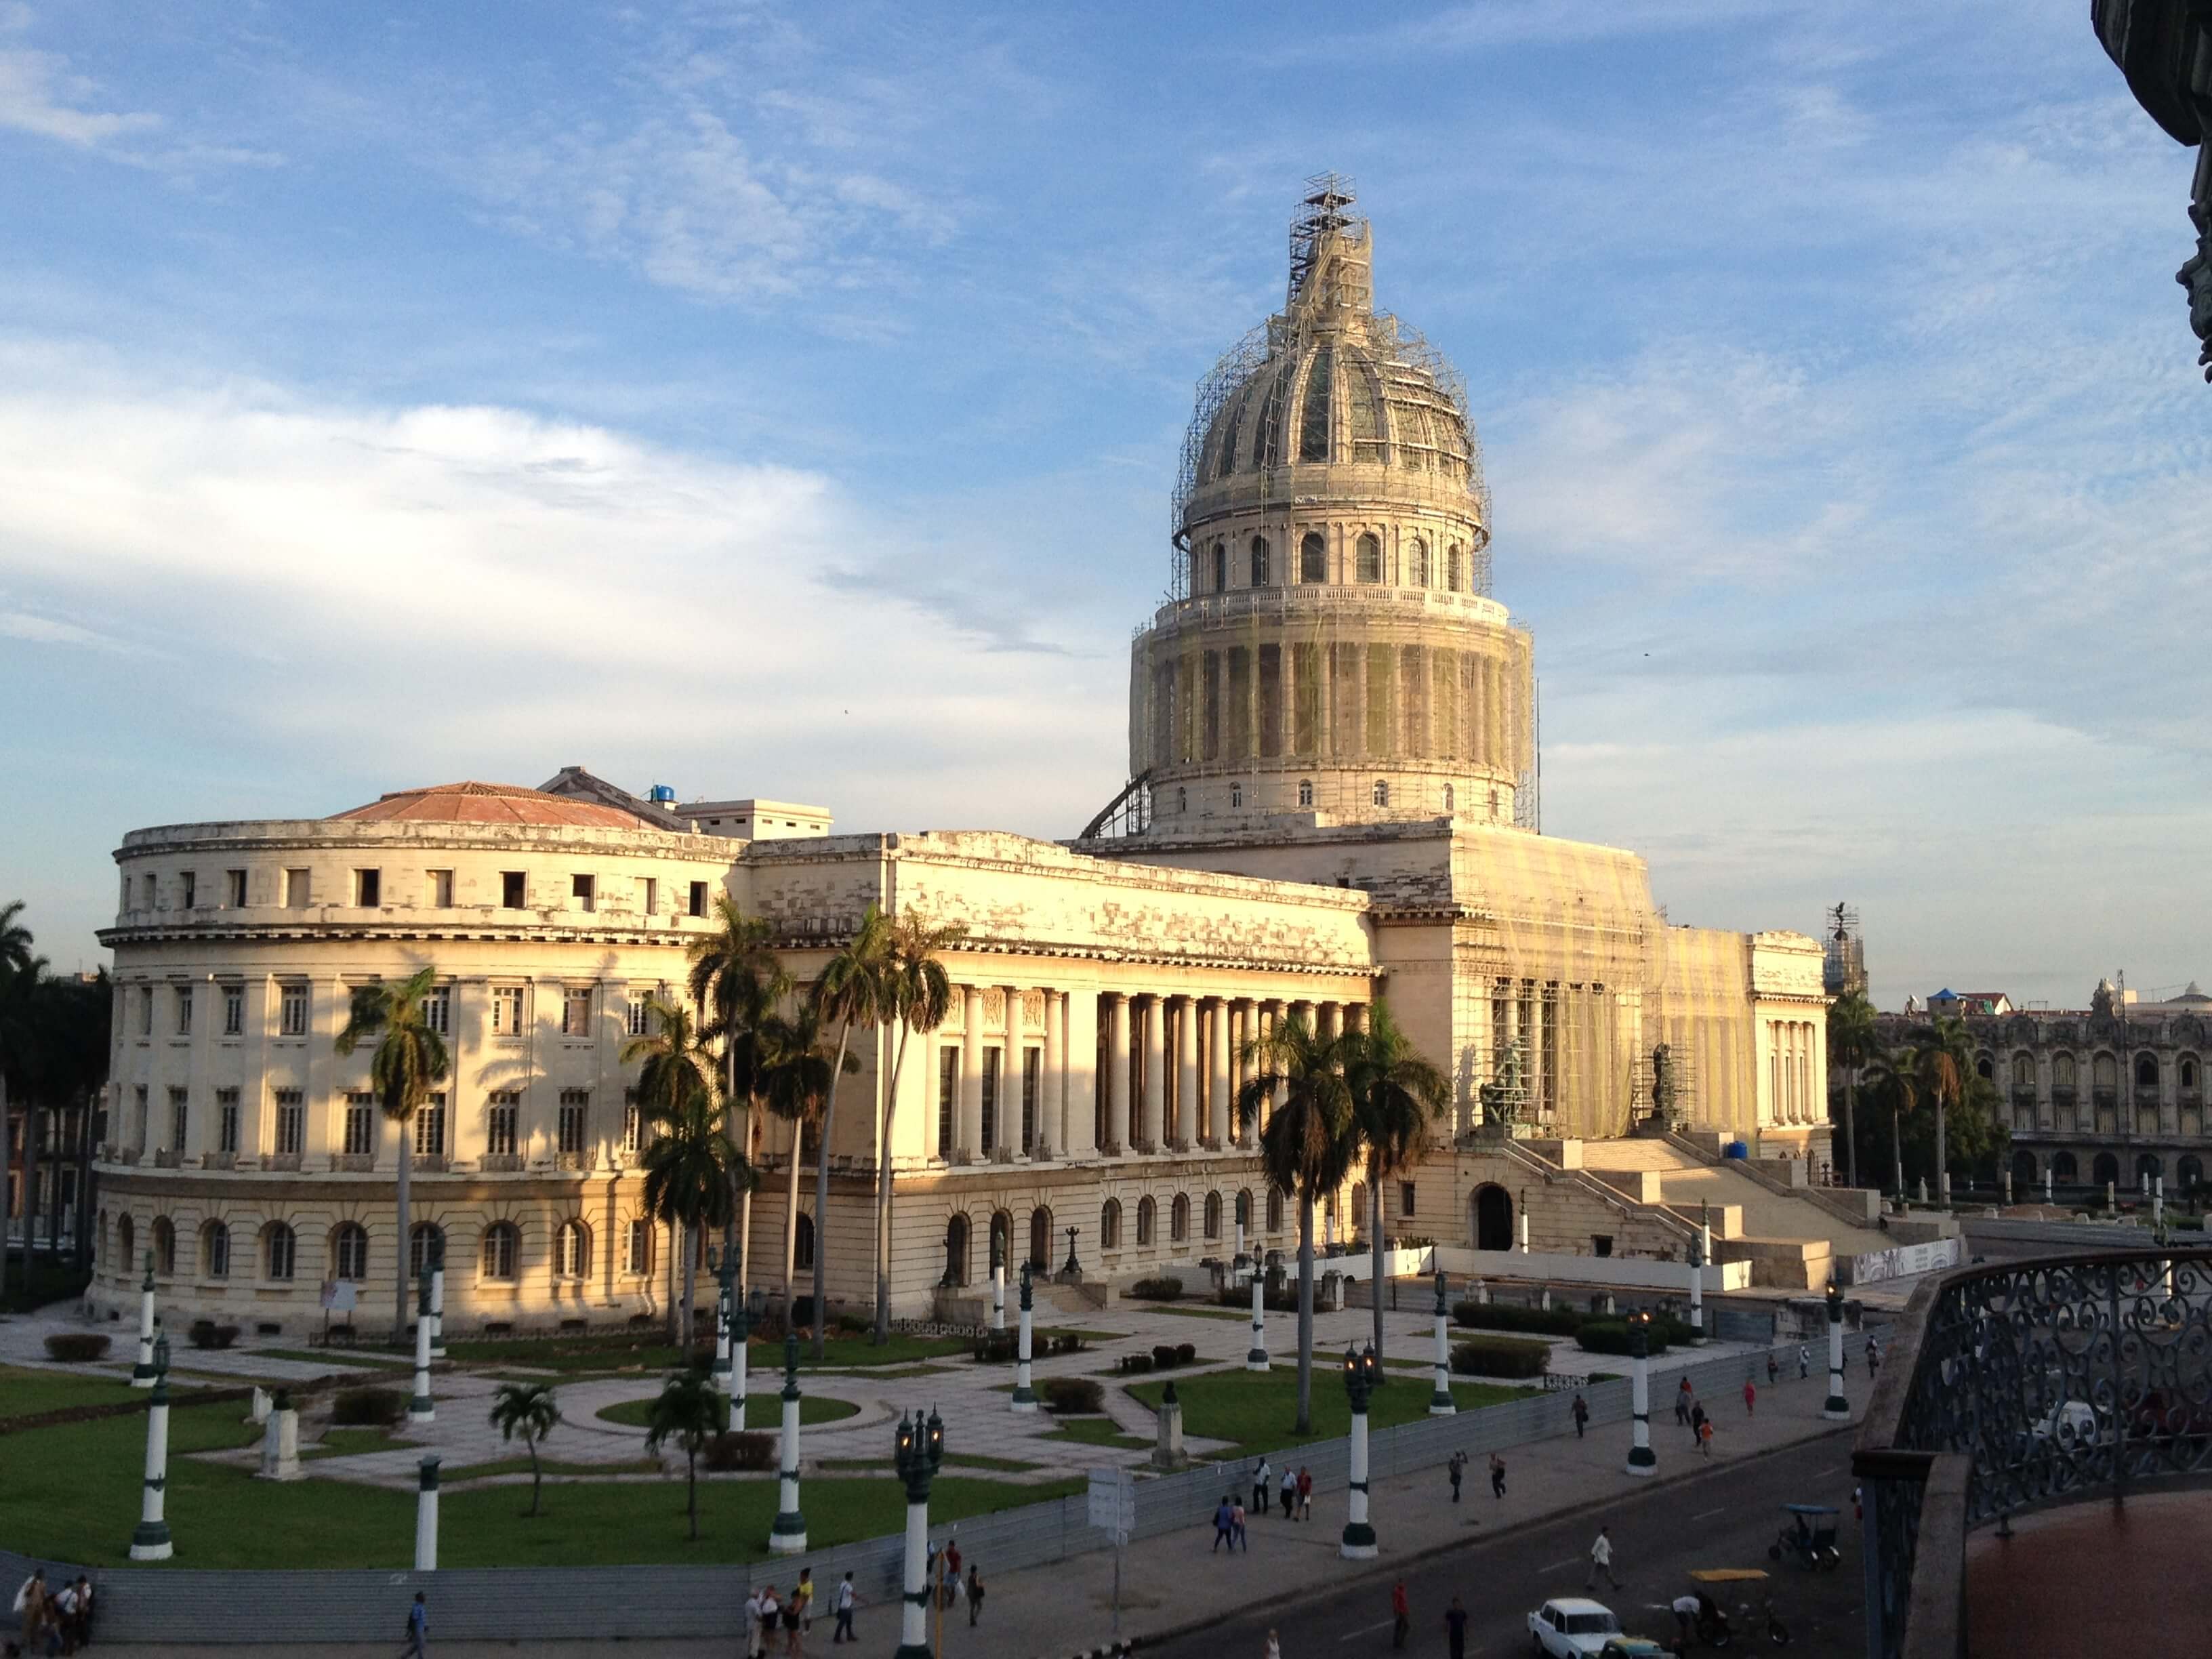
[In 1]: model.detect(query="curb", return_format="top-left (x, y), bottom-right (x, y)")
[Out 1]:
top-left (1099, 1421), bottom-right (1856, 1654)
top-left (1034, 1645), bottom-right (1134, 1659)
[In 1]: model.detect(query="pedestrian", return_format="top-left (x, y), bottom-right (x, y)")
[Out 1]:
top-left (63, 1580), bottom-right (89, 1659)
top-left (1213, 1495), bottom-right (1235, 1553)
top-left (1571, 1392), bottom-right (1589, 1439)
top-left (1443, 1596), bottom-right (1469, 1659)
top-left (1699, 1417), bottom-right (1715, 1458)
top-left (832, 1574), bottom-right (855, 1646)
top-left (1744, 1377), bottom-right (1757, 1417)
top-left (1671, 1593), bottom-right (1703, 1646)
top-left (1390, 1580), bottom-right (1410, 1650)
top-left (1675, 1375), bottom-right (1694, 1427)
top-left (1689, 1400), bottom-right (1706, 1446)
top-left (760, 1586), bottom-right (783, 1644)
top-left (941, 1543), bottom-right (962, 1611)
top-left (745, 1587), bottom-right (766, 1659)
top-left (1766, 1353), bottom-right (1778, 1387)
top-left (792, 1569), bottom-right (813, 1655)
top-left (1296, 1467), bottom-right (1313, 1521)
top-left (1584, 1525), bottom-right (1622, 1592)
top-left (1488, 1452), bottom-right (1506, 1500)
top-left (1265, 1631), bottom-right (1282, 1659)
top-left (1799, 1345), bottom-right (1810, 1381)
top-left (1253, 1456), bottom-right (1272, 1515)
top-left (1446, 1448), bottom-right (1467, 1501)
top-left (1868, 1338), bottom-right (1881, 1380)
top-left (782, 1581), bottom-right (804, 1659)
top-left (1231, 1496), bottom-right (1248, 1551)
top-left (1280, 1465), bottom-right (1296, 1517)
top-left (15, 1570), bottom-right (47, 1659)
top-left (401, 1592), bottom-right (428, 1659)
top-left (964, 1567), bottom-right (984, 1628)
top-left (46, 1585), bottom-right (75, 1659)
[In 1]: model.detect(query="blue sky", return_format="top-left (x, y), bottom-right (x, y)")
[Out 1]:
top-left (2, 1), bottom-right (2207, 1009)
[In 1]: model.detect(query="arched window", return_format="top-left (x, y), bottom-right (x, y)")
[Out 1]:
top-left (1300, 532), bottom-right (1326, 583)
top-left (2135, 1153), bottom-right (2163, 1187)
top-left (1101, 1200), bottom-right (1122, 1250)
top-left (1029, 1206), bottom-right (1054, 1271)
top-left (1355, 533), bottom-right (1381, 583)
top-left (2051, 1151), bottom-right (2078, 1184)
top-left (2009, 1149), bottom-right (2036, 1193)
top-left (409, 1221), bottom-right (445, 1279)
top-left (2012, 1053), bottom-right (2034, 1088)
top-left (795, 1213), bottom-right (815, 1271)
top-left (1235, 1189), bottom-right (1252, 1229)
top-left (202, 1220), bottom-right (230, 1279)
top-left (2135, 1054), bottom-right (2159, 1088)
top-left (1211, 544), bottom-right (1227, 593)
top-left (1408, 539), bottom-right (1429, 586)
top-left (1265, 1188), bottom-right (1284, 1232)
top-left (1250, 537), bottom-right (1271, 586)
top-left (944, 1214), bottom-right (970, 1285)
top-left (481, 1221), bottom-right (518, 1281)
top-left (553, 1219), bottom-right (590, 1279)
top-left (1975, 1055), bottom-right (1994, 1080)
top-left (1230, 783), bottom-right (1242, 808)
top-left (1298, 779), bottom-right (1313, 808)
top-left (152, 1216), bottom-right (176, 1277)
top-left (2092, 1151), bottom-right (2121, 1188)
top-left (264, 1221), bottom-right (296, 1282)
top-left (2183, 1057), bottom-right (2200, 1091)
top-left (1350, 1183), bottom-right (1368, 1237)
top-left (1204, 1191), bottom-right (1222, 1240)
top-left (1170, 1193), bottom-right (1189, 1242)
top-left (1176, 785), bottom-right (1188, 814)
top-left (332, 1221), bottom-right (369, 1282)
top-left (1442, 784), bottom-right (1456, 813)
top-left (2053, 1052), bottom-right (2077, 1087)
top-left (1372, 779), bottom-right (1390, 808)
top-left (117, 1212), bottom-right (134, 1271)
top-left (2093, 1054), bottom-right (2118, 1090)
top-left (1136, 1195), bottom-right (1157, 1246)
top-left (1187, 548), bottom-right (1202, 596)
top-left (1446, 545), bottom-right (1464, 591)
top-left (2180, 1154), bottom-right (2205, 1193)
top-left (626, 1218), bottom-right (655, 1275)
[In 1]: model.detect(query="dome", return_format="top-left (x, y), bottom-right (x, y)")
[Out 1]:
top-left (327, 781), bottom-right (657, 830)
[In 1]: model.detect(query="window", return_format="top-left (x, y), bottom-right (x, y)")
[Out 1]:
top-left (1447, 545), bottom-right (1464, 592)
top-left (410, 1222), bottom-right (445, 1279)
top-left (562, 987), bottom-right (593, 1036)
top-left (481, 1221), bottom-right (518, 1281)
top-left (2185, 1059), bottom-right (2200, 1091)
top-left (343, 1093), bottom-right (376, 1155)
top-left (492, 986), bottom-right (525, 1036)
top-left (1235, 1189), bottom-right (1252, 1229)
top-left (1204, 1191), bottom-right (1221, 1239)
top-left (571, 874), bottom-right (596, 912)
top-left (627, 993), bottom-right (652, 1037)
top-left (426, 868), bottom-right (454, 907)
top-left (1266, 1188), bottom-right (1284, 1231)
top-left (2136, 1054), bottom-right (2159, 1088)
top-left (501, 872), bottom-right (527, 909)
top-left (1174, 785), bottom-right (1187, 814)
top-left (174, 986), bottom-right (192, 1036)
top-left (117, 1213), bottom-right (134, 1270)
top-left (979, 1049), bottom-right (1000, 1151)
top-left (1409, 539), bottom-right (1429, 586)
top-left (1298, 779), bottom-right (1313, 808)
top-left (274, 1090), bottom-right (304, 1156)
top-left (216, 1088), bottom-right (239, 1153)
top-left (226, 868), bottom-right (247, 907)
top-left (1372, 779), bottom-right (1390, 808)
top-left (2054, 1052), bottom-right (2077, 1087)
top-left (283, 868), bottom-right (310, 908)
top-left (333, 1222), bottom-right (369, 1282)
top-left (622, 1088), bottom-right (643, 1154)
top-left (152, 1215), bottom-right (176, 1276)
top-left (1022, 1048), bottom-right (1040, 1153)
top-left (626, 1218), bottom-right (654, 1275)
top-left (795, 1212), bottom-right (815, 1271)
top-left (138, 987), bottom-right (152, 1036)
top-left (1355, 533), bottom-right (1382, 583)
top-left (937, 1046), bottom-right (959, 1158)
top-left (1442, 783), bottom-right (1456, 813)
top-left (1136, 1195), bottom-right (1156, 1246)
top-left (1400, 1181), bottom-right (1417, 1218)
top-left (134, 1084), bottom-right (148, 1143)
top-left (279, 983), bottom-right (308, 1036)
top-left (1250, 536), bottom-right (1271, 586)
top-left (353, 869), bottom-right (381, 907)
top-left (487, 1092), bottom-right (519, 1157)
top-left (552, 1219), bottom-right (590, 1278)
top-left (640, 877), bottom-right (657, 916)
top-left (558, 1090), bottom-right (589, 1154)
top-left (1230, 783), bottom-right (1242, 808)
top-left (1210, 542), bottom-right (1227, 592)
top-left (1300, 531), bottom-right (1327, 583)
top-left (141, 873), bottom-right (157, 909)
top-left (1101, 1199), bottom-right (1122, 1250)
top-left (415, 1093), bottom-right (445, 1158)
top-left (688, 881), bottom-right (708, 918)
top-left (422, 985), bottom-right (450, 1036)
top-left (168, 1087), bottom-right (188, 1149)
top-left (202, 1221), bottom-right (230, 1279)
top-left (222, 984), bottom-right (244, 1036)
top-left (265, 1222), bottom-right (296, 1281)
top-left (1170, 1193), bottom-right (1189, 1242)
top-left (180, 871), bottom-right (197, 909)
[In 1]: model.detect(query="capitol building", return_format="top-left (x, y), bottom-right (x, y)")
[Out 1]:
top-left (89, 183), bottom-right (1834, 1334)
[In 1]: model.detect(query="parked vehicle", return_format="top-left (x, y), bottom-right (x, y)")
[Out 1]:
top-left (1766, 1504), bottom-right (1841, 1571)
top-left (1529, 1598), bottom-right (1623, 1657)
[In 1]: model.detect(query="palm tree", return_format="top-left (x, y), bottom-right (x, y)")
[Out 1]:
top-left (1862, 1048), bottom-right (1918, 1199)
top-left (623, 996), bottom-right (741, 1350)
top-left (687, 896), bottom-right (787, 1291)
top-left (333, 966), bottom-right (449, 1337)
top-left (760, 1005), bottom-right (856, 1326)
top-left (1908, 1015), bottom-right (1971, 1205)
top-left (1235, 1010), bottom-right (1357, 1435)
top-left (804, 905), bottom-right (891, 1357)
top-left (1826, 991), bottom-right (1879, 1189)
top-left (487, 1380), bottom-right (562, 1516)
top-left (1342, 1002), bottom-right (1450, 1364)
top-left (644, 1364), bottom-right (725, 1540)
top-left (871, 910), bottom-right (963, 1345)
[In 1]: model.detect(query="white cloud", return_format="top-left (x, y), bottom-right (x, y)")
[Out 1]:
top-left (0, 41), bottom-right (159, 148)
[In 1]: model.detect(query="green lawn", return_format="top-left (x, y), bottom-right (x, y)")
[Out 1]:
top-left (1043, 1418), bottom-right (1150, 1451)
top-left (0, 1364), bottom-right (145, 1420)
top-left (304, 1427), bottom-right (413, 1460)
top-left (441, 1456), bottom-right (663, 1481)
top-left (1123, 1369), bottom-right (1522, 1460)
top-left (594, 1393), bottom-right (859, 1431)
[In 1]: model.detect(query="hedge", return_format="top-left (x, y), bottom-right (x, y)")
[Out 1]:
top-left (188, 1321), bottom-right (241, 1350)
top-left (1130, 1277), bottom-right (1183, 1301)
top-left (1042, 1377), bottom-right (1103, 1414)
top-left (702, 1430), bottom-right (777, 1471)
top-left (1574, 1321), bottom-right (1673, 1357)
top-left (1450, 1336), bottom-right (1550, 1379)
top-left (43, 1333), bottom-right (111, 1364)
top-left (329, 1387), bottom-right (407, 1427)
top-left (1452, 1302), bottom-right (1583, 1336)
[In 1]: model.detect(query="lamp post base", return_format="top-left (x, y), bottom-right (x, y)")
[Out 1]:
top-left (1625, 1447), bottom-right (1656, 1477)
top-left (768, 1516), bottom-right (807, 1555)
top-left (1824, 1397), bottom-right (1851, 1421)
top-left (129, 1523), bottom-right (173, 1561)
top-left (1338, 1522), bottom-right (1378, 1560)
top-left (408, 1402), bottom-right (434, 1425)
top-left (1010, 1391), bottom-right (1037, 1412)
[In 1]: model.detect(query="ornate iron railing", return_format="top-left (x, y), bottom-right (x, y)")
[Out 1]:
top-left (1854, 1248), bottom-right (2212, 1659)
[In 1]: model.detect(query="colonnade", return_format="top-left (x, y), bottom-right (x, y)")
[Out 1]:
top-left (1765, 1019), bottom-right (1818, 1126)
top-left (1092, 993), bottom-right (1363, 1157)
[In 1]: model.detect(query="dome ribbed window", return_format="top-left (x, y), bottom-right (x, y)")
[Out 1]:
top-left (1298, 345), bottom-right (1334, 462)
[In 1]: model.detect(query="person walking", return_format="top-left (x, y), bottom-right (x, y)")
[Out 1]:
top-left (59, 1579), bottom-right (89, 1659)
top-left (759, 1586), bottom-right (783, 1647)
top-left (401, 1593), bottom-right (428, 1659)
top-left (1698, 1417), bottom-right (1715, 1458)
top-left (1265, 1631), bottom-right (1282, 1659)
top-left (1799, 1345), bottom-right (1810, 1381)
top-left (1443, 1596), bottom-right (1469, 1659)
top-left (1390, 1580), bottom-right (1410, 1650)
top-left (1743, 1376), bottom-right (1757, 1417)
top-left (1280, 1465), bottom-right (1297, 1519)
top-left (1213, 1496), bottom-right (1236, 1553)
top-left (1488, 1452), bottom-right (1506, 1500)
top-left (1585, 1525), bottom-right (1622, 1593)
top-left (964, 1567), bottom-right (985, 1629)
top-left (1231, 1496), bottom-right (1248, 1551)
top-left (1571, 1392), bottom-right (1590, 1439)
top-left (792, 1570), bottom-right (815, 1656)
top-left (1867, 1337), bottom-right (1882, 1381)
top-left (1675, 1376), bottom-right (1694, 1427)
top-left (1446, 1448), bottom-right (1467, 1502)
top-left (781, 1587), bottom-right (804, 1659)
top-left (1766, 1352), bottom-right (1779, 1387)
top-left (831, 1574), bottom-right (856, 1646)
top-left (1296, 1467), bottom-right (1313, 1521)
top-left (1689, 1400), bottom-right (1707, 1447)
top-left (1253, 1456), bottom-right (1272, 1515)
top-left (941, 1544), bottom-right (962, 1612)
top-left (745, 1587), bottom-right (767, 1659)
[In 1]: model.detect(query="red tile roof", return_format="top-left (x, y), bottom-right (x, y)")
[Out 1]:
top-left (327, 781), bottom-right (657, 830)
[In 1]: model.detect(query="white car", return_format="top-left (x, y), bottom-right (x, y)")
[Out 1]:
top-left (1529, 1598), bottom-right (1622, 1657)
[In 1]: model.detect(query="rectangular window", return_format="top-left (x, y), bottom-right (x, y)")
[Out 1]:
top-left (501, 871), bottom-right (526, 909)
top-left (216, 1088), bottom-right (240, 1154)
top-left (180, 871), bottom-right (197, 909)
top-left (343, 1092), bottom-right (377, 1155)
top-left (626, 1217), bottom-right (653, 1275)
top-left (415, 1093), bottom-right (445, 1158)
top-left (139, 987), bottom-right (153, 1036)
top-left (979, 1046), bottom-right (1000, 1151)
top-left (558, 1089), bottom-right (588, 1154)
top-left (1022, 1048), bottom-right (1040, 1153)
top-left (640, 877), bottom-right (658, 916)
top-left (626, 992), bottom-right (652, 1037)
top-left (226, 868), bottom-right (247, 907)
top-left (221, 984), bottom-right (244, 1036)
top-left (562, 987), bottom-right (593, 1036)
top-left (274, 1089), bottom-right (304, 1156)
top-left (622, 1088), bottom-right (643, 1153)
top-left (353, 869), bottom-right (381, 907)
top-left (487, 1091), bottom-right (519, 1157)
top-left (174, 986), bottom-right (192, 1036)
top-left (279, 983), bottom-right (308, 1037)
top-left (422, 985), bottom-right (450, 1036)
top-left (426, 868), bottom-right (454, 907)
top-left (937, 1046), bottom-right (958, 1158)
top-left (133, 1084), bottom-right (148, 1145)
top-left (283, 867), bottom-right (310, 908)
top-left (168, 1087), bottom-right (188, 1149)
top-left (1399, 1181), bottom-right (1417, 1218)
top-left (687, 880), bottom-right (708, 918)
top-left (571, 874), bottom-right (595, 912)
top-left (492, 986), bottom-right (525, 1036)
top-left (140, 873), bottom-right (157, 909)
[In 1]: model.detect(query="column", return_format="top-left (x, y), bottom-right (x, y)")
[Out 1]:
top-left (1142, 997), bottom-right (1166, 1150)
top-left (131, 1254), bottom-right (157, 1386)
top-left (1626, 1318), bottom-right (1656, 1477)
top-left (128, 1338), bottom-right (173, 1560)
top-left (1319, 1001), bottom-right (1341, 1041)
top-left (414, 1456), bottom-right (441, 1571)
top-left (1106, 994), bottom-right (1131, 1152)
top-left (1340, 1352), bottom-right (1378, 1559)
top-left (1208, 999), bottom-right (1231, 1147)
top-left (1429, 1271), bottom-right (1455, 1416)
top-left (1011, 1266), bottom-right (1037, 1410)
top-left (1042, 990), bottom-right (1065, 1159)
top-left (771, 1334), bottom-right (807, 1553)
top-left (408, 1265), bottom-right (434, 1423)
top-left (958, 986), bottom-right (983, 1158)
top-left (1247, 1274), bottom-right (1269, 1370)
top-left (1003, 983), bottom-right (1024, 1153)
top-left (1271, 1003), bottom-right (1290, 1129)
top-left (1175, 995), bottom-right (1199, 1149)
top-left (1065, 991), bottom-right (1098, 1157)
top-left (1824, 1283), bottom-right (1850, 1421)
top-left (428, 1238), bottom-right (446, 1360)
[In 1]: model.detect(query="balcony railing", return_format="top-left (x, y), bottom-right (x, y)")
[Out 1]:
top-left (1853, 1247), bottom-right (2212, 1659)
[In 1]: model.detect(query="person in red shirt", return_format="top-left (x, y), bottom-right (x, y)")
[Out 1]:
top-left (1390, 1580), bottom-right (1410, 1650)
top-left (1744, 1377), bottom-right (1757, 1416)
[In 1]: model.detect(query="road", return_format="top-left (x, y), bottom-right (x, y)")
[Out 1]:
top-left (1145, 1429), bottom-right (1864, 1659)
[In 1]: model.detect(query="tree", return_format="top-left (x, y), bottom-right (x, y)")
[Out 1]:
top-left (804, 905), bottom-right (891, 1357)
top-left (760, 1005), bottom-right (856, 1326)
top-left (687, 896), bottom-right (787, 1290)
top-left (1862, 1048), bottom-right (1919, 1198)
top-left (644, 1364), bottom-right (726, 1540)
top-left (487, 1380), bottom-right (562, 1516)
top-left (871, 910), bottom-right (963, 1345)
top-left (0, 899), bottom-right (43, 1298)
top-left (1341, 1002), bottom-right (1448, 1364)
top-left (1907, 1015), bottom-right (1972, 1204)
top-left (1235, 1011), bottom-right (1358, 1434)
top-left (623, 996), bottom-right (741, 1350)
top-left (333, 966), bottom-right (449, 1337)
top-left (1826, 991), bottom-right (1879, 1189)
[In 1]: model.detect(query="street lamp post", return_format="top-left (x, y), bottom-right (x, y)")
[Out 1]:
top-left (1011, 1263), bottom-right (1038, 1411)
top-left (731, 1291), bottom-right (750, 1413)
top-left (427, 1235), bottom-right (447, 1361)
top-left (893, 1408), bottom-right (945, 1659)
top-left (1823, 1280), bottom-right (1850, 1422)
top-left (1428, 1270), bottom-right (1455, 1416)
top-left (1688, 1204), bottom-right (1706, 1336)
top-left (131, 1252), bottom-right (159, 1387)
top-left (414, 1454), bottom-right (441, 1571)
top-left (1625, 1311), bottom-right (1656, 1478)
top-left (1340, 1344), bottom-right (1379, 1559)
top-left (1247, 1270), bottom-right (1269, 1371)
top-left (709, 1245), bottom-right (736, 1397)
top-left (990, 1231), bottom-right (1006, 1333)
top-left (128, 1332), bottom-right (173, 1559)
top-left (407, 1260), bottom-right (435, 1425)
top-left (769, 1331), bottom-right (807, 1553)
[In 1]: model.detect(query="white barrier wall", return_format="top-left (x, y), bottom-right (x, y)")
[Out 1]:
top-left (1432, 1245), bottom-right (1749, 1293)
